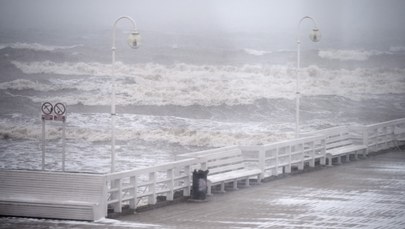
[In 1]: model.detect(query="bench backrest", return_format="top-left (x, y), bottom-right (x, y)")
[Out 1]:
top-left (201, 148), bottom-right (246, 176)
top-left (306, 126), bottom-right (362, 150)
top-left (0, 170), bottom-right (106, 204)
top-left (176, 146), bottom-right (240, 160)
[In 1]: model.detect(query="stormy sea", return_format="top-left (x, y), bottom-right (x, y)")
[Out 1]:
top-left (1, 28), bottom-right (405, 173)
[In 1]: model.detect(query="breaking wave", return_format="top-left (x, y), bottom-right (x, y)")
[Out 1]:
top-left (0, 113), bottom-right (292, 147)
top-left (244, 48), bottom-right (272, 56)
top-left (9, 61), bottom-right (405, 106)
top-left (0, 42), bottom-right (82, 52)
top-left (389, 46), bottom-right (405, 52)
top-left (318, 49), bottom-right (385, 61)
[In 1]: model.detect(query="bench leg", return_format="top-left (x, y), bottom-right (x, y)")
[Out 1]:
top-left (233, 180), bottom-right (239, 190)
top-left (354, 151), bottom-right (359, 160)
top-left (309, 158), bottom-right (315, 168)
top-left (345, 154), bottom-right (350, 162)
top-left (327, 156), bottom-right (333, 166)
top-left (271, 168), bottom-right (277, 176)
top-left (298, 161), bottom-right (304, 170)
top-left (284, 165), bottom-right (291, 174)
top-left (320, 157), bottom-right (326, 166)
top-left (245, 178), bottom-right (250, 187)
top-left (337, 156), bottom-right (342, 164)
top-left (220, 182), bottom-right (226, 193)
top-left (207, 183), bottom-right (212, 196)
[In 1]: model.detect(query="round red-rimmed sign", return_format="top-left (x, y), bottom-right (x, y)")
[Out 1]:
top-left (54, 103), bottom-right (66, 116)
top-left (41, 102), bottom-right (53, 115)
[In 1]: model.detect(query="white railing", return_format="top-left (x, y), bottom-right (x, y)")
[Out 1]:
top-left (4, 118), bottom-right (405, 220)
top-left (104, 118), bottom-right (405, 215)
top-left (240, 135), bottom-right (326, 179)
top-left (363, 118), bottom-right (405, 153)
top-left (106, 158), bottom-right (203, 213)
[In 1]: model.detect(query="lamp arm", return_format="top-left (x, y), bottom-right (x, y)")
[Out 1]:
top-left (296, 16), bottom-right (319, 42)
top-left (112, 16), bottom-right (138, 51)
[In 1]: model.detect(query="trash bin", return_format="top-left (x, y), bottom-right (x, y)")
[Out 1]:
top-left (192, 169), bottom-right (209, 200)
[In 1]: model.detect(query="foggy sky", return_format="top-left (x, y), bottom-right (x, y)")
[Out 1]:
top-left (1, 0), bottom-right (405, 45)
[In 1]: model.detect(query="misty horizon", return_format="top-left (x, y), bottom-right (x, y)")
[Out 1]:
top-left (1, 0), bottom-right (405, 50)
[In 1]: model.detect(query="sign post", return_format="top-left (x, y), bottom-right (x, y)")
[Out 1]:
top-left (41, 102), bottom-right (67, 171)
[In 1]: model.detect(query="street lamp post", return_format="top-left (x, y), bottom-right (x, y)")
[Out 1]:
top-left (111, 16), bottom-right (141, 173)
top-left (295, 16), bottom-right (321, 138)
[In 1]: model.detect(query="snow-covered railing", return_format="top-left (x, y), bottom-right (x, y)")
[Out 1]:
top-left (240, 135), bottom-right (326, 179)
top-left (363, 118), bottom-right (405, 153)
top-left (105, 158), bottom-right (202, 214)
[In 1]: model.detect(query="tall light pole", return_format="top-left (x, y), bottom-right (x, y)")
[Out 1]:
top-left (111, 16), bottom-right (141, 173)
top-left (296, 16), bottom-right (321, 138)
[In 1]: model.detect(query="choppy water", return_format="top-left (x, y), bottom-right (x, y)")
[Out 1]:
top-left (1, 28), bottom-right (405, 173)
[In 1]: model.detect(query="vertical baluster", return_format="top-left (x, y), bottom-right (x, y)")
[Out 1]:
top-left (320, 138), bottom-right (326, 165)
top-left (258, 149), bottom-right (265, 180)
top-left (148, 172), bottom-right (156, 205)
top-left (129, 176), bottom-right (137, 209)
top-left (112, 178), bottom-right (122, 212)
top-left (167, 168), bottom-right (174, 201)
top-left (184, 165), bottom-right (191, 196)
top-left (309, 141), bottom-right (315, 167)
top-left (298, 143), bottom-right (304, 170)
top-left (274, 147), bottom-right (280, 175)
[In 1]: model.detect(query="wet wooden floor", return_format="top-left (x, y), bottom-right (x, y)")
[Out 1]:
top-left (1, 149), bottom-right (405, 228)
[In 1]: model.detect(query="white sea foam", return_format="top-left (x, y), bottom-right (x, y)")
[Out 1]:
top-left (318, 49), bottom-right (384, 61)
top-left (10, 61), bottom-right (405, 106)
top-left (0, 113), bottom-right (292, 147)
top-left (0, 42), bottom-right (82, 51)
top-left (244, 48), bottom-right (271, 56)
top-left (389, 46), bottom-right (405, 52)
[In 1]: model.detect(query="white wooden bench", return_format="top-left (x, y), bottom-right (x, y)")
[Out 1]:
top-left (0, 170), bottom-right (107, 221)
top-left (178, 146), bottom-right (262, 195)
top-left (321, 127), bottom-right (367, 166)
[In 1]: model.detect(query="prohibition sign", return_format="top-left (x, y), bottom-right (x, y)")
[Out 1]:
top-left (54, 103), bottom-right (66, 115)
top-left (41, 102), bottom-right (53, 115)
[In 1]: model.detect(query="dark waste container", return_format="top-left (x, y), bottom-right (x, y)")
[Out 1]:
top-left (192, 169), bottom-right (209, 200)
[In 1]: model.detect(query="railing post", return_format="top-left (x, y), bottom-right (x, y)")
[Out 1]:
top-left (309, 141), bottom-right (315, 167)
top-left (258, 149), bottom-right (265, 180)
top-left (184, 165), bottom-right (191, 196)
top-left (148, 172), bottom-right (156, 205)
top-left (112, 179), bottom-right (122, 213)
top-left (362, 126), bottom-right (369, 156)
top-left (274, 147), bottom-right (280, 175)
top-left (200, 161), bottom-right (207, 170)
top-left (285, 146), bottom-right (291, 174)
top-left (129, 176), bottom-right (137, 209)
top-left (167, 168), bottom-right (174, 201)
top-left (320, 138), bottom-right (326, 165)
top-left (298, 143), bottom-right (304, 170)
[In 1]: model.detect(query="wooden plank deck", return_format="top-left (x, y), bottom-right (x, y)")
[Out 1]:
top-left (2, 149), bottom-right (404, 228)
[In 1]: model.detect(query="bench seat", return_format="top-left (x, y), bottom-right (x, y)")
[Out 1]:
top-left (208, 168), bottom-right (262, 184)
top-left (326, 144), bottom-right (367, 166)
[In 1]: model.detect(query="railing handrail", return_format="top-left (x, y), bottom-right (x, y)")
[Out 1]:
top-left (106, 158), bottom-right (200, 181)
top-left (240, 134), bottom-right (325, 152)
top-left (176, 145), bottom-right (239, 159)
top-left (366, 118), bottom-right (405, 129)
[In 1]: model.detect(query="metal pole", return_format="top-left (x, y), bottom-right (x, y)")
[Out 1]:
top-left (111, 40), bottom-right (116, 173)
top-left (296, 16), bottom-right (319, 138)
top-left (62, 118), bottom-right (66, 171)
top-left (41, 117), bottom-right (45, 170)
top-left (111, 16), bottom-right (138, 173)
top-left (296, 40), bottom-right (301, 138)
